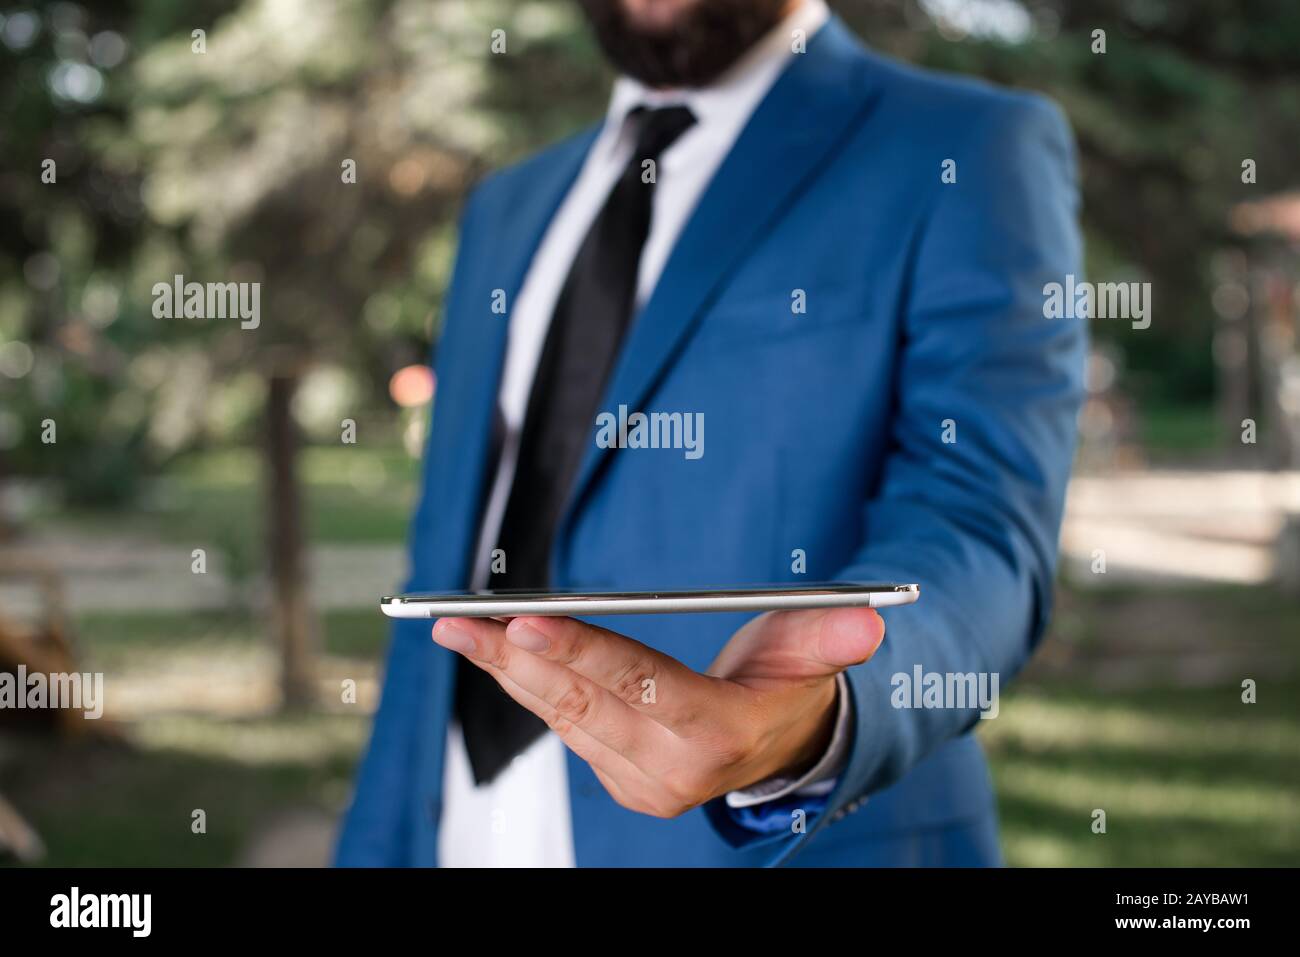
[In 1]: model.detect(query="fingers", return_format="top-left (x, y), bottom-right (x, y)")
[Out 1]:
top-left (501, 616), bottom-right (718, 734)
top-left (441, 625), bottom-right (694, 817)
top-left (433, 616), bottom-right (673, 766)
top-left (478, 655), bottom-right (656, 793)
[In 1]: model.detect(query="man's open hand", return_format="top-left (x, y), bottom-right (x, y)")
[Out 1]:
top-left (432, 606), bottom-right (885, 818)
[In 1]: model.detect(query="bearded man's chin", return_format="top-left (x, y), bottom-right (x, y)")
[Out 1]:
top-left (577, 0), bottom-right (793, 90)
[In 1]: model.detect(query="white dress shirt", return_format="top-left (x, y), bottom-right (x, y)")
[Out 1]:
top-left (438, 0), bottom-right (840, 868)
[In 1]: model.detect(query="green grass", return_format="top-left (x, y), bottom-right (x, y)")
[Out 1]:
top-left (984, 682), bottom-right (1300, 866)
top-left (70, 608), bottom-right (390, 669)
top-left (3, 585), bottom-right (1297, 866)
top-left (2, 608), bottom-right (387, 866)
top-left (984, 583), bottom-right (1300, 866)
top-left (48, 445), bottom-right (417, 551)
top-left (3, 715), bottom-right (366, 867)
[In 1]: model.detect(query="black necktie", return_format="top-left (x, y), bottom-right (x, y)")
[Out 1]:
top-left (455, 105), bottom-right (697, 786)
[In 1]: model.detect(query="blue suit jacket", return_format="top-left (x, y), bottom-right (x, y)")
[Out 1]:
top-left (336, 16), bottom-right (1085, 867)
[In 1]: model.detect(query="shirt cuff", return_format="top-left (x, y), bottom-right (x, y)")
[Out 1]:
top-left (724, 672), bottom-right (852, 809)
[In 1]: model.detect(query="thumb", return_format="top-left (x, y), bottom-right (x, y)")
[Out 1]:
top-left (717, 605), bottom-right (889, 681)
top-left (811, 607), bottom-right (887, 670)
top-left (739, 606), bottom-right (885, 680)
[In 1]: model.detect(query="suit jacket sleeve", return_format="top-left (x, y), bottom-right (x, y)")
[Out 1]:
top-left (706, 94), bottom-right (1088, 859)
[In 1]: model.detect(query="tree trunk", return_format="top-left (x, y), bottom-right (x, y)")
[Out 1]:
top-left (265, 372), bottom-right (317, 709)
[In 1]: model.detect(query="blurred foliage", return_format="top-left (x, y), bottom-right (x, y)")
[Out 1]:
top-left (837, 0), bottom-right (1300, 406)
top-left (0, 0), bottom-right (607, 505)
top-left (1, 0), bottom-right (1297, 505)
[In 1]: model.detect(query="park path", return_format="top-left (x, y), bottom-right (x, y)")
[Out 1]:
top-left (1059, 470), bottom-right (1300, 587)
top-left (0, 534), bottom-right (405, 617)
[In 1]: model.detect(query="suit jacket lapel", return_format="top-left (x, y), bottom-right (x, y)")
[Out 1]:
top-left (418, 128), bottom-right (599, 587)
top-left (556, 17), bottom-right (881, 558)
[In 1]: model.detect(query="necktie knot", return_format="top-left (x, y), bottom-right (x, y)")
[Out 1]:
top-left (630, 104), bottom-right (697, 162)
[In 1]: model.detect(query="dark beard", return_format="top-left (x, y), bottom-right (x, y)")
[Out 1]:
top-left (577, 0), bottom-right (792, 89)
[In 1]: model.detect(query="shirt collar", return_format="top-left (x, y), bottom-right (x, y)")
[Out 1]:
top-left (600, 0), bottom-right (830, 156)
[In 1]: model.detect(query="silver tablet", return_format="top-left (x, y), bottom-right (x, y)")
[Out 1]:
top-left (381, 582), bottom-right (919, 618)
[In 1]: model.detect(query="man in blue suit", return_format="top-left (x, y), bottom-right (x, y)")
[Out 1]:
top-left (337, 0), bottom-right (1085, 867)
